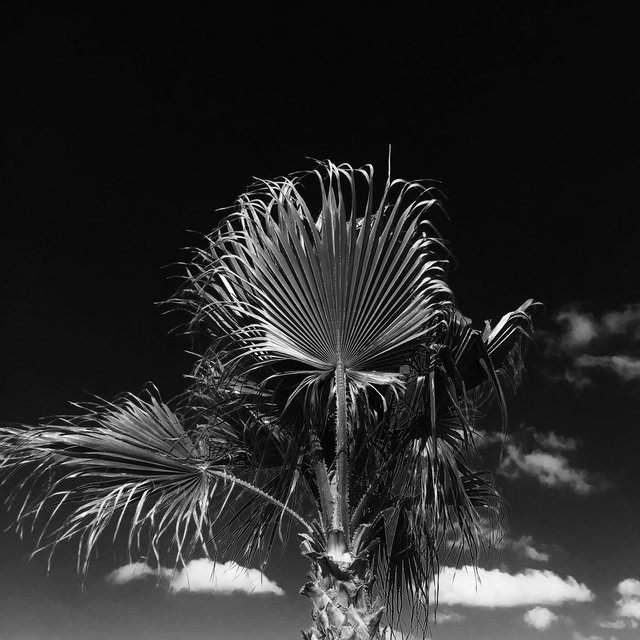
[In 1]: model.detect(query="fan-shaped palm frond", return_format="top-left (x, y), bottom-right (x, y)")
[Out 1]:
top-left (183, 162), bottom-right (452, 379)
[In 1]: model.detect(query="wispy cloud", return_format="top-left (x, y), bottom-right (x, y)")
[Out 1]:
top-left (105, 559), bottom-right (284, 596)
top-left (553, 304), bottom-right (640, 351)
top-left (477, 424), bottom-right (605, 494)
top-left (447, 520), bottom-right (551, 565)
top-left (432, 566), bottom-right (593, 608)
top-left (547, 368), bottom-right (593, 390)
top-left (523, 606), bottom-right (558, 630)
top-left (498, 445), bottom-right (598, 494)
top-left (542, 304), bottom-right (640, 387)
top-left (435, 610), bottom-right (465, 624)
top-left (575, 354), bottom-right (640, 381)
top-left (602, 305), bottom-right (640, 337)
top-left (598, 619), bottom-right (626, 629)
top-left (475, 426), bottom-right (578, 453)
top-left (572, 632), bottom-right (607, 640)
top-left (532, 430), bottom-right (578, 451)
top-left (510, 535), bottom-right (550, 562)
top-left (106, 561), bottom-right (162, 585)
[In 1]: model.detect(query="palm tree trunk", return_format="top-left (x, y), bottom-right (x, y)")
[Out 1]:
top-left (299, 551), bottom-right (384, 640)
top-left (333, 361), bottom-right (350, 542)
top-left (309, 426), bottom-right (335, 529)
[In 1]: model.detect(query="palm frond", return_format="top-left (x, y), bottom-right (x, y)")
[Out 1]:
top-left (178, 160), bottom-right (453, 411)
top-left (344, 295), bottom-right (535, 631)
top-left (0, 390), bottom-right (312, 577)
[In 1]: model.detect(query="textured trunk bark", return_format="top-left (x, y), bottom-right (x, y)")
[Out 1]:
top-left (299, 531), bottom-right (384, 640)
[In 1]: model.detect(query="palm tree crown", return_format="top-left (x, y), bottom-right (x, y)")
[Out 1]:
top-left (0, 160), bottom-right (535, 639)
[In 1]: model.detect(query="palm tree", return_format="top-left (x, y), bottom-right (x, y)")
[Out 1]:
top-left (0, 160), bottom-right (534, 639)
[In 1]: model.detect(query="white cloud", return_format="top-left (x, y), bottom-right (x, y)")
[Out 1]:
top-left (602, 304), bottom-right (640, 337)
top-left (556, 309), bottom-right (598, 349)
top-left (432, 566), bottom-right (594, 608)
top-left (499, 444), bottom-right (598, 494)
top-left (435, 611), bottom-right (465, 624)
top-left (599, 619), bottom-right (626, 629)
top-left (575, 355), bottom-right (640, 381)
top-left (475, 425), bottom-right (602, 494)
top-left (511, 536), bottom-right (550, 562)
top-left (105, 559), bottom-right (284, 596)
top-left (548, 368), bottom-right (593, 389)
top-left (533, 430), bottom-right (577, 451)
top-left (105, 561), bottom-right (166, 584)
top-left (169, 559), bottom-right (284, 595)
top-left (475, 426), bottom-right (577, 454)
top-left (615, 578), bottom-right (640, 620)
top-left (572, 632), bottom-right (607, 640)
top-left (554, 304), bottom-right (640, 351)
top-left (545, 304), bottom-right (640, 387)
top-left (523, 606), bottom-right (558, 630)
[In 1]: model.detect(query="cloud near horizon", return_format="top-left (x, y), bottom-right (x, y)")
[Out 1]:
top-left (431, 566), bottom-right (593, 608)
top-left (598, 618), bottom-right (626, 629)
top-left (105, 558), bottom-right (285, 596)
top-left (615, 578), bottom-right (640, 621)
top-left (435, 611), bottom-right (465, 624)
top-left (572, 632), bottom-right (607, 640)
top-left (523, 606), bottom-right (558, 630)
top-left (590, 579), bottom-right (640, 634)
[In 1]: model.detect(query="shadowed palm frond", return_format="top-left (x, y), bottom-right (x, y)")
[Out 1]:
top-left (346, 298), bottom-right (535, 629)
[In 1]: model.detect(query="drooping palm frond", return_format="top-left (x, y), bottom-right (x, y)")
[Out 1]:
top-left (0, 389), bottom-right (313, 577)
top-left (344, 298), bottom-right (535, 631)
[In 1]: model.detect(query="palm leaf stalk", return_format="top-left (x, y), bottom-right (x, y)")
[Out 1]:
top-left (0, 160), bottom-right (535, 640)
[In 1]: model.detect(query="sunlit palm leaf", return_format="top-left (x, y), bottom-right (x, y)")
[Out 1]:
top-left (181, 160), bottom-right (453, 405)
top-left (0, 391), bottom-right (312, 576)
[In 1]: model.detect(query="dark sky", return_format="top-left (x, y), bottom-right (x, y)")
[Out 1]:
top-left (1, 4), bottom-right (639, 640)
